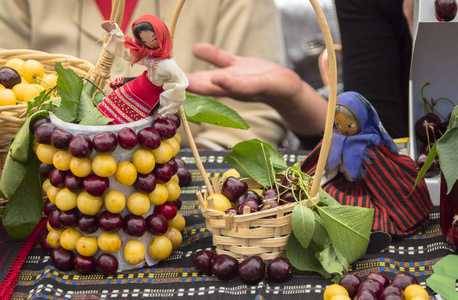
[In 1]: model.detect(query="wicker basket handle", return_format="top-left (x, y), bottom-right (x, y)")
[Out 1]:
top-left (91, 0), bottom-right (125, 90)
top-left (308, 0), bottom-right (338, 200)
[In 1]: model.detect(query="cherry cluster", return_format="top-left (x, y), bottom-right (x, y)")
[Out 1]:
top-left (221, 173), bottom-right (303, 215)
top-left (338, 271), bottom-right (422, 299)
top-left (193, 250), bottom-right (292, 284)
top-left (35, 114), bottom-right (191, 274)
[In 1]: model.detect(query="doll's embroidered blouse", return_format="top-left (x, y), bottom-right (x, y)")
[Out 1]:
top-left (103, 24), bottom-right (188, 117)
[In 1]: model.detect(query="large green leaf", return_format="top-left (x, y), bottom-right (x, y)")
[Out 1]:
top-left (1, 147), bottom-right (43, 239)
top-left (224, 139), bottom-right (287, 186)
top-left (312, 212), bottom-right (330, 246)
top-left (52, 62), bottom-right (83, 122)
top-left (316, 205), bottom-right (373, 263)
top-left (286, 231), bottom-right (331, 278)
top-left (183, 94), bottom-right (249, 129)
top-left (291, 204), bottom-right (315, 249)
top-left (437, 127), bottom-right (458, 194)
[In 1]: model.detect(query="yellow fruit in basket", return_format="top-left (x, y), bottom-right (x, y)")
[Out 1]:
top-left (46, 185), bottom-right (62, 204)
top-left (76, 236), bottom-right (99, 257)
top-left (23, 83), bottom-right (44, 102)
top-left (174, 132), bottom-right (181, 144)
top-left (0, 89), bottom-right (16, 106)
top-left (115, 161), bottom-right (137, 185)
top-left (148, 236), bottom-right (173, 260)
top-left (206, 193), bottom-right (232, 211)
top-left (12, 83), bottom-right (28, 102)
top-left (404, 284), bottom-right (429, 300)
top-left (0, 84), bottom-right (5, 91)
top-left (22, 59), bottom-right (44, 83)
top-left (40, 73), bottom-right (58, 88)
top-left (42, 178), bottom-right (52, 194)
top-left (323, 284), bottom-right (349, 300)
top-left (5, 58), bottom-right (25, 76)
top-left (124, 240), bottom-right (146, 265)
top-left (222, 168), bottom-right (241, 181)
top-left (92, 153), bottom-right (117, 177)
top-left (164, 137), bottom-right (180, 157)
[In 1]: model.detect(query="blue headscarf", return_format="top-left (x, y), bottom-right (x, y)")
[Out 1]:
top-left (326, 92), bottom-right (397, 179)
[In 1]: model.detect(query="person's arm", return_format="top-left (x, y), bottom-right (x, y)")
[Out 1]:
top-left (186, 43), bottom-right (328, 136)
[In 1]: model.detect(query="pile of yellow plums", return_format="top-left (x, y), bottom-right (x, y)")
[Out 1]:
top-left (0, 58), bottom-right (57, 106)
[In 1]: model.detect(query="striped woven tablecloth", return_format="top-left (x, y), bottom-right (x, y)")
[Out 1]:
top-left (0, 149), bottom-right (454, 300)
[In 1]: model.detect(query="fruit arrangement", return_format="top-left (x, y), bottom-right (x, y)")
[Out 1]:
top-left (34, 112), bottom-right (188, 273)
top-left (0, 58), bottom-right (58, 105)
top-left (324, 272), bottom-right (430, 300)
top-left (193, 249), bottom-right (293, 284)
top-left (414, 82), bottom-right (454, 178)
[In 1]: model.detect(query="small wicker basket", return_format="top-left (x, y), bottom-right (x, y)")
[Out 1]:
top-left (0, 49), bottom-right (94, 171)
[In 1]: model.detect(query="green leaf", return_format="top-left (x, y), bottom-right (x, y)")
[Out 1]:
top-left (426, 255), bottom-right (458, 300)
top-left (52, 62), bottom-right (83, 122)
top-left (183, 94), bottom-right (249, 129)
top-left (316, 244), bottom-right (349, 278)
top-left (78, 107), bottom-right (113, 125)
top-left (286, 231), bottom-right (331, 278)
top-left (77, 82), bottom-right (98, 123)
top-left (312, 212), bottom-right (330, 246)
top-left (0, 149), bottom-right (27, 199)
top-left (291, 204), bottom-right (315, 249)
top-left (437, 127), bottom-right (458, 194)
top-left (224, 139), bottom-right (287, 186)
top-left (25, 89), bottom-right (50, 117)
top-left (414, 142), bottom-right (438, 190)
top-left (318, 187), bottom-right (341, 207)
top-left (316, 205), bottom-right (373, 263)
top-left (1, 147), bottom-right (43, 239)
top-left (9, 110), bottom-right (49, 163)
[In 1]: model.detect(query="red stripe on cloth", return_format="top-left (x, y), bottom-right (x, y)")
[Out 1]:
top-left (0, 218), bottom-right (48, 300)
top-left (95, 0), bottom-right (139, 32)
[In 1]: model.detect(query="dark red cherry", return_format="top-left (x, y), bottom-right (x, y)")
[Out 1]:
top-left (267, 257), bottom-right (292, 283)
top-left (153, 163), bottom-right (173, 183)
top-left (166, 113), bottom-right (181, 129)
top-left (365, 272), bottom-right (390, 288)
top-left (92, 131), bottom-right (118, 153)
top-left (74, 254), bottom-right (96, 274)
top-left (137, 127), bottom-right (161, 150)
top-left (30, 116), bottom-right (50, 134)
top-left (193, 250), bottom-right (217, 275)
top-left (0, 66), bottom-right (21, 89)
top-left (65, 173), bottom-right (84, 193)
top-left (83, 174), bottom-right (109, 196)
top-left (134, 172), bottom-right (156, 193)
top-left (176, 167), bottom-right (192, 186)
top-left (153, 118), bottom-right (177, 139)
top-left (339, 273), bottom-right (362, 299)
top-left (357, 279), bottom-right (383, 299)
top-left (39, 234), bottom-right (54, 254)
top-left (98, 211), bottom-right (123, 232)
top-left (117, 127), bottom-right (138, 150)
top-left (78, 214), bottom-right (99, 234)
top-left (69, 134), bottom-right (93, 158)
top-left (414, 113), bottom-right (440, 144)
top-left (391, 272), bottom-right (418, 290)
top-left (39, 163), bottom-right (54, 178)
top-left (238, 255), bottom-right (265, 285)
top-left (155, 202), bottom-right (177, 220)
top-left (212, 254), bottom-right (239, 280)
top-left (34, 123), bottom-right (57, 145)
top-left (58, 208), bottom-right (79, 228)
top-left (97, 253), bottom-right (119, 274)
top-left (51, 128), bottom-right (74, 150)
top-left (221, 176), bottom-right (248, 202)
top-left (145, 212), bottom-right (168, 235)
top-left (123, 214), bottom-right (147, 237)
top-left (416, 153), bottom-right (440, 178)
top-left (51, 247), bottom-right (75, 271)
top-left (49, 168), bottom-right (67, 188)
top-left (43, 198), bottom-right (58, 217)
top-left (238, 199), bottom-right (259, 214)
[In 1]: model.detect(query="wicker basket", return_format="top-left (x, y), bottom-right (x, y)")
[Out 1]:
top-left (0, 49), bottom-right (94, 173)
top-left (195, 0), bottom-right (339, 262)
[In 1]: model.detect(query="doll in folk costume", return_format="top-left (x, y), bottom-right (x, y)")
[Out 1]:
top-left (301, 92), bottom-right (433, 251)
top-left (98, 15), bottom-right (188, 124)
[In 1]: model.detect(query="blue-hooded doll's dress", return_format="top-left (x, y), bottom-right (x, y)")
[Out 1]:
top-left (301, 92), bottom-right (433, 237)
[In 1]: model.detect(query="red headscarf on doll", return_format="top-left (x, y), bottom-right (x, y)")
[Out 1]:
top-left (123, 15), bottom-right (172, 65)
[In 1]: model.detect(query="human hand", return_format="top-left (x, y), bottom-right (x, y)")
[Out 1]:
top-left (186, 43), bottom-right (303, 108)
top-left (101, 20), bottom-right (116, 32)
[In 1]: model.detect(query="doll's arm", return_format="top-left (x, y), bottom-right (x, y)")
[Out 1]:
top-left (102, 22), bottom-right (132, 61)
top-left (156, 59), bottom-right (189, 117)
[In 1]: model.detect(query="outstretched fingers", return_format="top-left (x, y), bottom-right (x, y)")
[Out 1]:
top-left (192, 43), bottom-right (237, 68)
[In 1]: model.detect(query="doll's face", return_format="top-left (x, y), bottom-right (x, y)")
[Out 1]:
top-left (335, 109), bottom-right (360, 136)
top-left (139, 30), bottom-right (158, 49)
